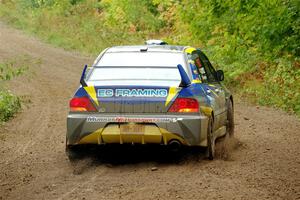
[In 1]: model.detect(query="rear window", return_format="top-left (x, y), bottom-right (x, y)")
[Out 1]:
top-left (96, 52), bottom-right (185, 67)
top-left (88, 67), bottom-right (180, 81)
top-left (88, 52), bottom-right (184, 81)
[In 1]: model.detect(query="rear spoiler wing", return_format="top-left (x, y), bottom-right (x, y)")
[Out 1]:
top-left (177, 64), bottom-right (191, 87)
top-left (80, 64), bottom-right (88, 87)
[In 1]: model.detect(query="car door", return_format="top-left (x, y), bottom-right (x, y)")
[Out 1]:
top-left (196, 50), bottom-right (226, 129)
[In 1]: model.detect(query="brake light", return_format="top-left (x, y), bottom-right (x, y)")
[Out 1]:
top-left (168, 98), bottom-right (199, 113)
top-left (70, 97), bottom-right (97, 112)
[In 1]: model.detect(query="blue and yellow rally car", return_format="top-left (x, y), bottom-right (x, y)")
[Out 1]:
top-left (66, 40), bottom-right (234, 160)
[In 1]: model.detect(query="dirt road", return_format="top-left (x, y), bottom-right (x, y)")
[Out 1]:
top-left (0, 22), bottom-right (299, 200)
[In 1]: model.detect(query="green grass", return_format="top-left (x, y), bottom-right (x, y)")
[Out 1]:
top-left (0, 58), bottom-right (28, 81)
top-left (0, 0), bottom-right (299, 116)
top-left (0, 55), bottom-right (40, 123)
top-left (0, 90), bottom-right (21, 122)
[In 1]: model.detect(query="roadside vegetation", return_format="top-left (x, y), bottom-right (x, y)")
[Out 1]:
top-left (0, 56), bottom-right (38, 123)
top-left (0, 0), bottom-right (299, 116)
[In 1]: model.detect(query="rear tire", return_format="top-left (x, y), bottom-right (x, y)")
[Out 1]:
top-left (206, 117), bottom-right (215, 160)
top-left (226, 100), bottom-right (234, 137)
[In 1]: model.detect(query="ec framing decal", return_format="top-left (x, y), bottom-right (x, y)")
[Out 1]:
top-left (97, 89), bottom-right (168, 98)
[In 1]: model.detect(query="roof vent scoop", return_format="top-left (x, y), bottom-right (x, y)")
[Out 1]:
top-left (145, 40), bottom-right (168, 45)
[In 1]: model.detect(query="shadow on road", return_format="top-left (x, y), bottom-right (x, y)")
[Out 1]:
top-left (67, 137), bottom-right (242, 175)
top-left (72, 144), bottom-right (207, 165)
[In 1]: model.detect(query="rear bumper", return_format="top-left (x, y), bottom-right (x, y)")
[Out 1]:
top-left (67, 113), bottom-right (209, 147)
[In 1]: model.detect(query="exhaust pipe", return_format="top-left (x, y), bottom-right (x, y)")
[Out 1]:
top-left (168, 140), bottom-right (181, 152)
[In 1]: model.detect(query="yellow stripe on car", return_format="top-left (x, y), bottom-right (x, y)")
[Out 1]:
top-left (200, 106), bottom-right (213, 116)
top-left (77, 128), bottom-right (103, 144)
top-left (192, 80), bottom-right (202, 84)
top-left (165, 86), bottom-right (180, 106)
top-left (185, 47), bottom-right (196, 54)
top-left (77, 125), bottom-right (187, 145)
top-left (84, 86), bottom-right (99, 106)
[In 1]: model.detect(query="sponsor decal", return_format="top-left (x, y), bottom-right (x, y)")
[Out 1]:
top-left (86, 116), bottom-right (180, 123)
top-left (97, 89), bottom-right (168, 98)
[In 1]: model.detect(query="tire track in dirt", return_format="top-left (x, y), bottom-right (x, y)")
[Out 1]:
top-left (0, 22), bottom-right (299, 200)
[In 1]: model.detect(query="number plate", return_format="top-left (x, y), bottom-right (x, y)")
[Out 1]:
top-left (120, 124), bottom-right (145, 134)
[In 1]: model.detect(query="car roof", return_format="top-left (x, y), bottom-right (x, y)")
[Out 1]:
top-left (106, 45), bottom-right (189, 53)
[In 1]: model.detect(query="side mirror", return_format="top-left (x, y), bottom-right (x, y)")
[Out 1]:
top-left (80, 64), bottom-right (88, 87)
top-left (216, 70), bottom-right (224, 82)
top-left (177, 64), bottom-right (191, 87)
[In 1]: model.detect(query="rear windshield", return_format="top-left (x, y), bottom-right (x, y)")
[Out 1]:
top-left (88, 52), bottom-right (184, 81)
top-left (88, 67), bottom-right (180, 81)
top-left (95, 52), bottom-right (185, 67)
